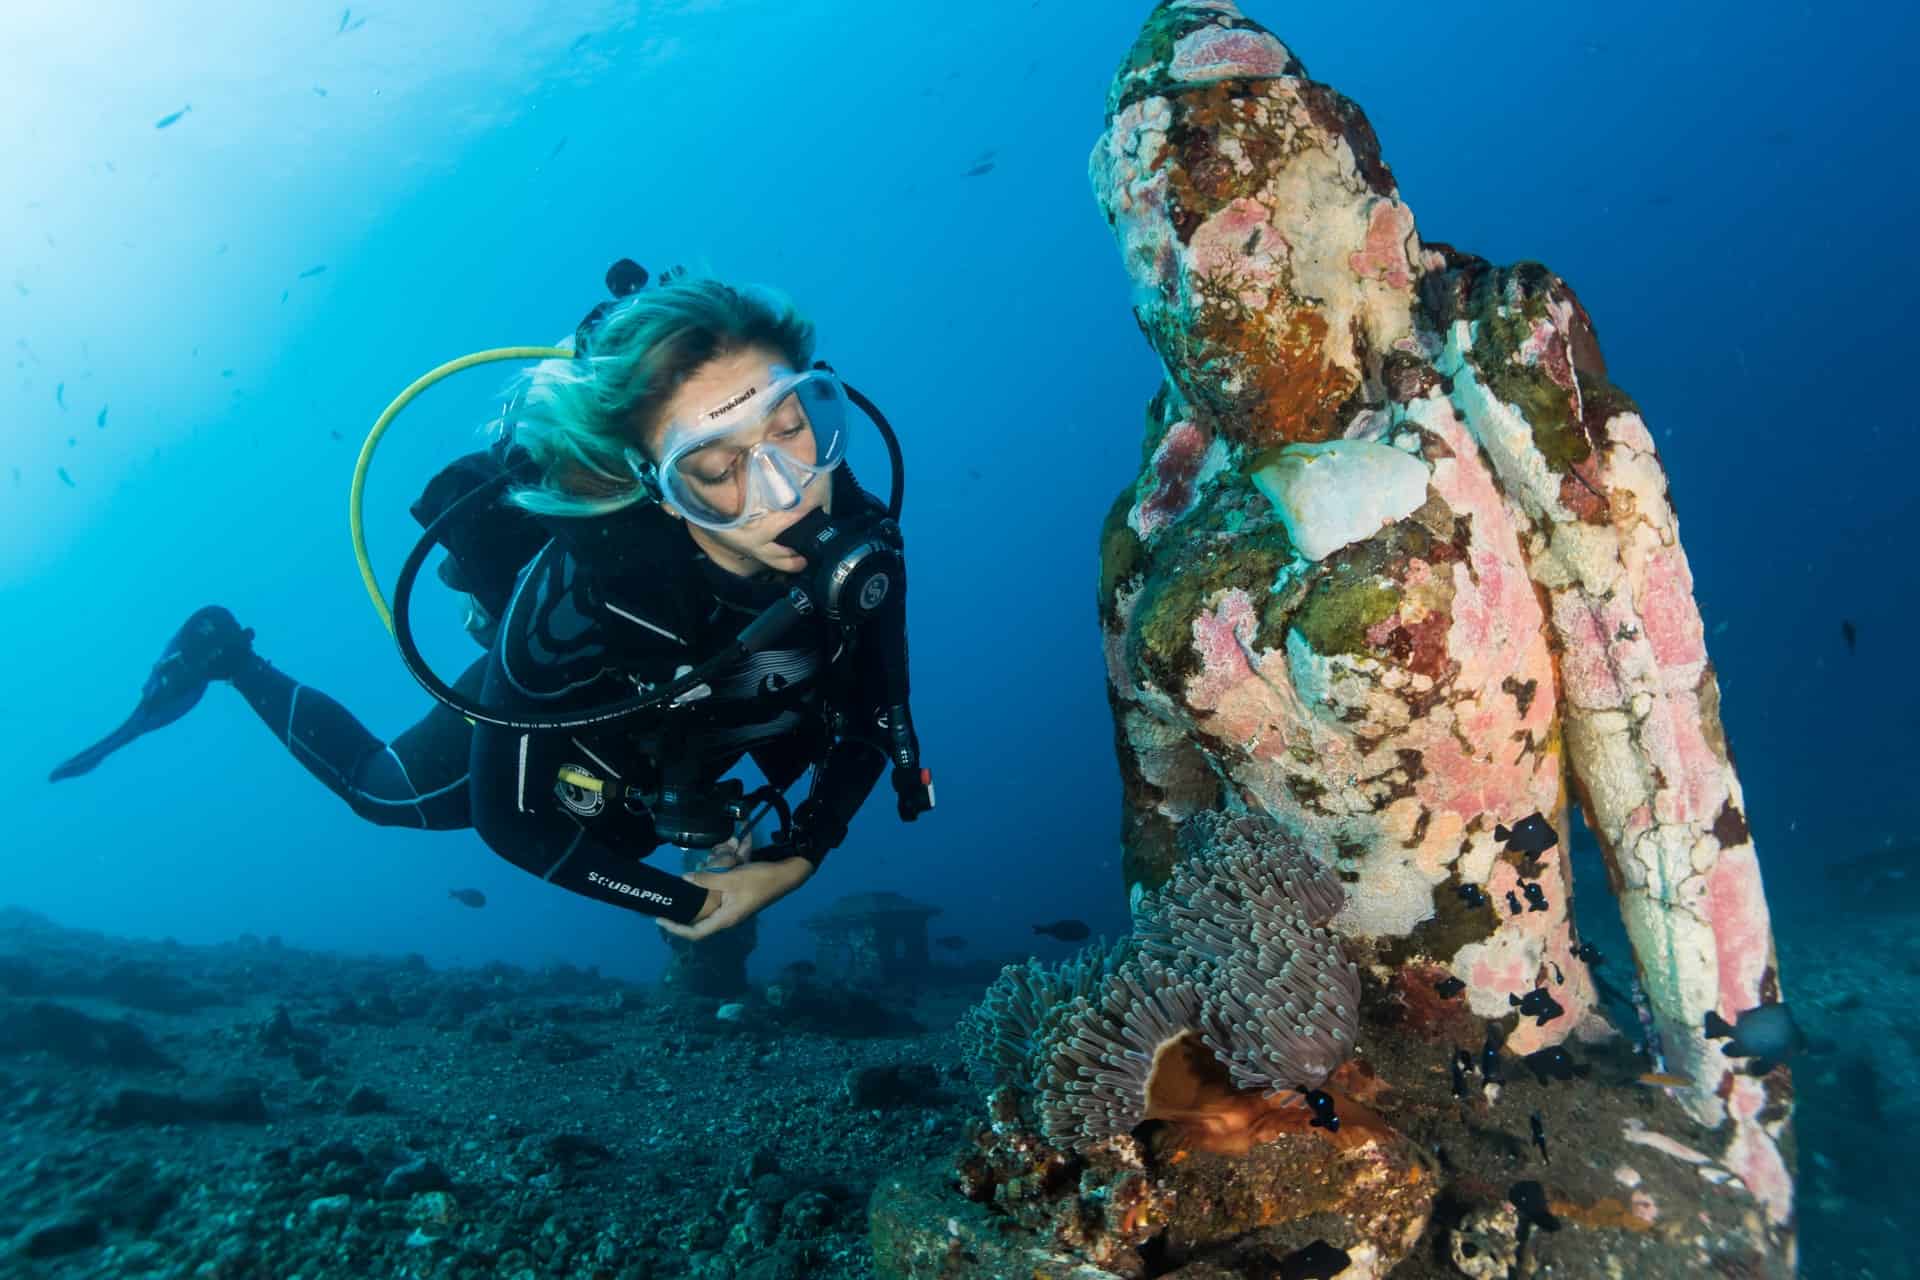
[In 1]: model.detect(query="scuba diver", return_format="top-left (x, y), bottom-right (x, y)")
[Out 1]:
top-left (49, 260), bottom-right (934, 939)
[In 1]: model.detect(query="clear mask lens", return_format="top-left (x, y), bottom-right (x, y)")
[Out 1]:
top-left (659, 369), bottom-right (849, 529)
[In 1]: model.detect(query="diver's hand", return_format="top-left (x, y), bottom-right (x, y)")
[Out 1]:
top-left (657, 857), bottom-right (812, 940)
top-left (699, 831), bottom-right (754, 871)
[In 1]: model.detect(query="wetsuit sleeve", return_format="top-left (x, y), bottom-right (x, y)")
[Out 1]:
top-left (467, 658), bottom-right (711, 925)
top-left (784, 734), bottom-right (889, 868)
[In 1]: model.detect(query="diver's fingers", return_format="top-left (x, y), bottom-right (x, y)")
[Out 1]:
top-left (658, 894), bottom-right (751, 941)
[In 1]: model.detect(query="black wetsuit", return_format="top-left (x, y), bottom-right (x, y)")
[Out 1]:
top-left (468, 465), bottom-right (903, 925)
top-left (226, 653), bottom-right (485, 830)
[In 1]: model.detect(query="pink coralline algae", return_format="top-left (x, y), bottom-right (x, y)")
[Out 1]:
top-left (1348, 199), bottom-right (1415, 290)
top-left (1169, 24), bottom-right (1296, 84)
top-left (1131, 418), bottom-right (1212, 537)
top-left (1087, 0), bottom-right (1795, 1259)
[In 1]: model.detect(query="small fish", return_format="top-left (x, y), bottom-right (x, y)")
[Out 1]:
top-left (1033, 919), bottom-right (1090, 942)
top-left (1496, 812), bottom-right (1559, 858)
top-left (1433, 975), bottom-right (1465, 998)
top-left (568, 32), bottom-right (593, 54)
top-left (934, 935), bottom-right (968, 951)
top-left (10, 467), bottom-right (19, 485)
top-left (1636, 1071), bottom-right (1693, 1089)
top-left (1450, 1053), bottom-right (1468, 1098)
top-left (1455, 1047), bottom-right (1475, 1075)
top-left (1703, 1003), bottom-right (1806, 1075)
top-left (56, 466), bottom-right (75, 488)
top-left (1841, 620), bottom-right (1856, 653)
top-left (1548, 960), bottom-right (1564, 985)
top-left (1276, 1240), bottom-right (1351, 1280)
top-left (1480, 1025), bottom-right (1505, 1084)
top-left (1522, 1045), bottom-right (1586, 1085)
top-left (313, 86), bottom-right (329, 98)
top-left (337, 8), bottom-right (366, 33)
top-left (962, 161), bottom-right (995, 177)
top-left (1529, 1111), bottom-right (1549, 1163)
top-left (1510, 988), bottom-right (1565, 1027)
top-left (1522, 882), bottom-right (1548, 912)
top-left (448, 888), bottom-right (486, 908)
top-left (328, 429), bottom-right (344, 441)
top-left (548, 137), bottom-right (568, 161)
top-left (1508, 1179), bottom-right (1559, 1235)
top-left (220, 369), bottom-right (235, 377)
top-left (1296, 1086), bottom-right (1339, 1132)
top-left (1575, 940), bottom-right (1603, 965)
top-left (55, 382), bottom-right (65, 409)
top-left (155, 104), bottom-right (191, 130)
top-left (1505, 890), bottom-right (1523, 916)
top-left (96, 406), bottom-right (107, 428)
top-left (281, 290), bottom-right (289, 303)
top-left (1456, 883), bottom-right (1487, 908)
top-left (298, 265), bottom-right (328, 279)
top-left (1630, 975), bottom-right (1665, 1071)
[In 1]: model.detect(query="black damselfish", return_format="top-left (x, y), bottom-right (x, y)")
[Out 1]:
top-left (1506, 891), bottom-right (1523, 916)
top-left (1704, 1003), bottom-right (1806, 1076)
top-left (1480, 1025), bottom-right (1505, 1083)
top-left (1457, 883), bottom-right (1488, 908)
top-left (1509, 1180), bottom-right (1560, 1237)
top-left (1522, 1045), bottom-right (1587, 1085)
top-left (1510, 988), bottom-right (1565, 1027)
top-left (1496, 812), bottom-right (1559, 858)
top-left (1277, 1240), bottom-right (1353, 1280)
top-left (1434, 975), bottom-right (1466, 998)
top-left (1529, 1111), bottom-right (1549, 1163)
top-left (1522, 881), bottom-right (1548, 912)
top-left (1297, 1087), bottom-right (1340, 1132)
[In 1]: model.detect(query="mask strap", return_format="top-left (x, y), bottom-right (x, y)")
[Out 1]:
top-left (624, 447), bottom-right (661, 501)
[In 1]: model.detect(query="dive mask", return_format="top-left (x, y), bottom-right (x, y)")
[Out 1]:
top-left (638, 364), bottom-right (849, 531)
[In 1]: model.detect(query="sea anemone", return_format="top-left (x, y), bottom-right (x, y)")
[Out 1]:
top-left (962, 809), bottom-right (1361, 1153)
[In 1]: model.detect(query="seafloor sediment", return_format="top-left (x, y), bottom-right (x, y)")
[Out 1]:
top-left (0, 907), bottom-right (981, 1280)
top-left (0, 906), bottom-right (1908, 1279)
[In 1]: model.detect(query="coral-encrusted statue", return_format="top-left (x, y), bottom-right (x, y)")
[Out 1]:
top-left (1093, 0), bottom-right (1790, 1234)
top-left (870, 6), bottom-right (1797, 1277)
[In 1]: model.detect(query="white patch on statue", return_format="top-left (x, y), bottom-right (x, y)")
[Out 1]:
top-left (1250, 439), bottom-right (1431, 562)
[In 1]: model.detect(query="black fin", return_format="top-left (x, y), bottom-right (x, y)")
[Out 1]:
top-left (1703, 1010), bottom-right (1736, 1039)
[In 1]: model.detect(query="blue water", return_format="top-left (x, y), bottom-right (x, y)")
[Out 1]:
top-left (1, 0), bottom-right (1915, 1270)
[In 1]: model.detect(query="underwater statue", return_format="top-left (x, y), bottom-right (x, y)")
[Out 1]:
top-left (872, 4), bottom-right (1794, 1277)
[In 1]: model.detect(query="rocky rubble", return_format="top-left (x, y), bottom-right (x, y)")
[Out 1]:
top-left (0, 906), bottom-right (981, 1279)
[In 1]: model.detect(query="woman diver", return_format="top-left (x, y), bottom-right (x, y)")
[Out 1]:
top-left (48, 263), bottom-right (933, 940)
